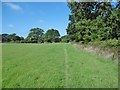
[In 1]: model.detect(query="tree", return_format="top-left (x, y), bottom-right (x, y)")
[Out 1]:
top-left (61, 35), bottom-right (69, 43)
top-left (110, 2), bottom-right (120, 39)
top-left (27, 28), bottom-right (44, 43)
top-left (2, 34), bottom-right (10, 42)
top-left (8, 33), bottom-right (17, 42)
top-left (1, 33), bottom-right (24, 43)
top-left (8, 33), bottom-right (24, 42)
top-left (0, 34), bottom-right (1, 42)
top-left (67, 0), bottom-right (119, 43)
top-left (67, 1), bottom-right (98, 42)
top-left (44, 29), bottom-right (60, 43)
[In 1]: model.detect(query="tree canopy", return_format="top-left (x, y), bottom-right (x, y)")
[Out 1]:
top-left (67, 1), bottom-right (120, 43)
top-left (26, 28), bottom-right (44, 43)
top-left (43, 29), bottom-right (60, 43)
top-left (1, 33), bottom-right (24, 43)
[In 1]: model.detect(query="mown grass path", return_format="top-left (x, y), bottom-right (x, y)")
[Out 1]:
top-left (2, 43), bottom-right (118, 88)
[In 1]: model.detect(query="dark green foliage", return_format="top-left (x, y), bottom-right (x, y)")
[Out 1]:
top-left (44, 29), bottom-right (60, 43)
top-left (89, 39), bottom-right (118, 48)
top-left (1, 34), bottom-right (10, 42)
top-left (106, 39), bottom-right (119, 47)
top-left (61, 35), bottom-right (69, 43)
top-left (67, 1), bottom-right (120, 45)
top-left (54, 38), bottom-right (61, 43)
top-left (0, 34), bottom-right (1, 42)
top-left (23, 28), bottom-right (61, 43)
top-left (1, 33), bottom-right (24, 43)
top-left (26, 28), bottom-right (44, 43)
top-left (1, 28), bottom-right (61, 43)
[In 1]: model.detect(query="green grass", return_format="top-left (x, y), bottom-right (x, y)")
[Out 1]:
top-left (0, 44), bottom-right (2, 89)
top-left (2, 43), bottom-right (118, 88)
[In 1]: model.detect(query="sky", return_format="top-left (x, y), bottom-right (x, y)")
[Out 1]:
top-left (2, 2), bottom-right (70, 37)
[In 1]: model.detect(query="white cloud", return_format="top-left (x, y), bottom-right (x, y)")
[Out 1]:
top-left (8, 24), bottom-right (14, 28)
top-left (6, 3), bottom-right (22, 11)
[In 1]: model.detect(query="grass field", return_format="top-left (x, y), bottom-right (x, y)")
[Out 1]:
top-left (2, 43), bottom-right (118, 88)
top-left (0, 44), bottom-right (2, 89)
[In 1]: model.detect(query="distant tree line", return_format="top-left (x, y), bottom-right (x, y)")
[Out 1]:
top-left (67, 0), bottom-right (120, 44)
top-left (23, 28), bottom-right (61, 43)
top-left (0, 28), bottom-right (67, 43)
top-left (0, 33), bottom-right (24, 43)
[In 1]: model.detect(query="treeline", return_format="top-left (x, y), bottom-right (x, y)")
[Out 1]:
top-left (0, 28), bottom-right (68, 43)
top-left (66, 1), bottom-right (120, 45)
top-left (0, 33), bottom-right (24, 43)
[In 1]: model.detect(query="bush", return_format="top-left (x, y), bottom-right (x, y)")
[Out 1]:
top-left (54, 38), bottom-right (61, 43)
top-left (106, 39), bottom-right (119, 47)
top-left (88, 39), bottom-right (118, 48)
